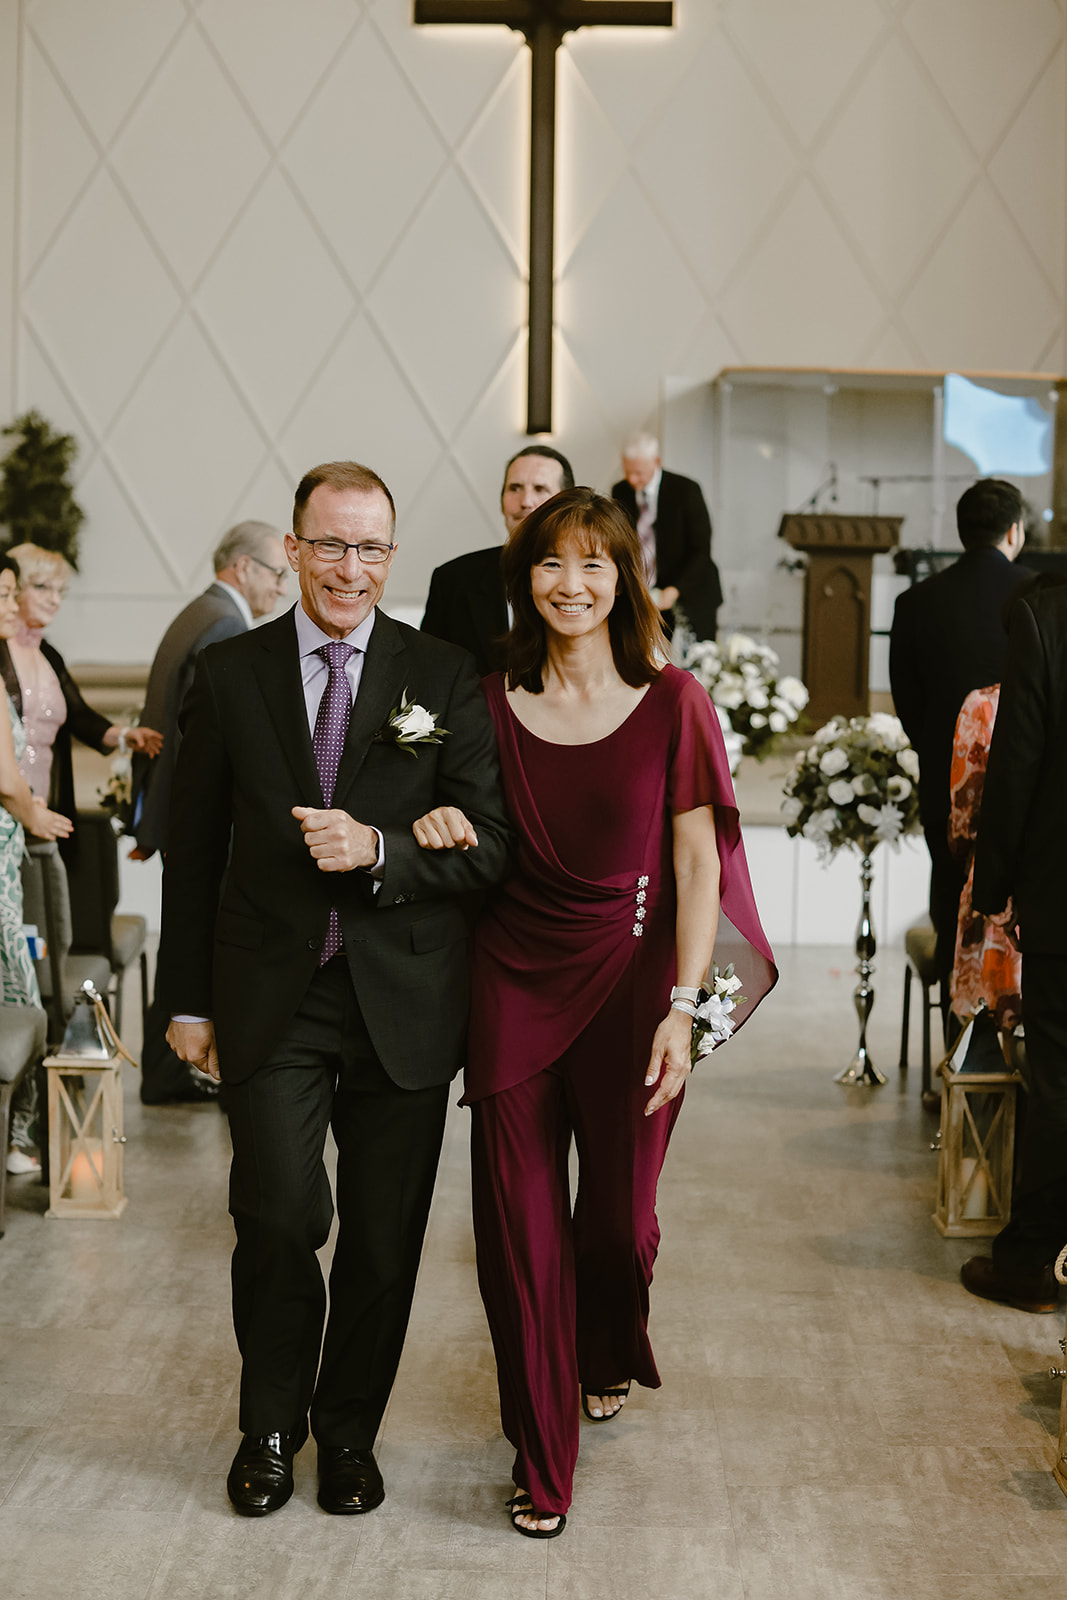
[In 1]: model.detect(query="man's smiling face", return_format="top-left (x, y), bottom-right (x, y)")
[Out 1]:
top-left (286, 484), bottom-right (396, 638)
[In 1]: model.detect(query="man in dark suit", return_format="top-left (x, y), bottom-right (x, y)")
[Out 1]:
top-left (420, 444), bottom-right (573, 675)
top-left (611, 433), bottom-right (722, 641)
top-left (889, 479), bottom-right (1028, 990)
top-left (132, 520), bottom-right (288, 1106)
top-left (160, 461), bottom-right (511, 1517)
top-left (962, 581), bottom-right (1067, 1313)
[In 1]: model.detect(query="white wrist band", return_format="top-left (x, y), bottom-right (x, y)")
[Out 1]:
top-left (671, 986), bottom-right (701, 1004)
top-left (116, 729), bottom-right (128, 755)
top-left (670, 998), bottom-right (697, 1018)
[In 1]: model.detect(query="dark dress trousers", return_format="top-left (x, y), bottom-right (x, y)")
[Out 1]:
top-left (973, 587), bottom-right (1067, 1270)
top-left (420, 544), bottom-right (508, 678)
top-left (132, 581), bottom-right (247, 1103)
top-left (611, 470), bottom-right (723, 641)
top-left (889, 546), bottom-right (1030, 976)
top-left (158, 605), bottom-right (511, 1442)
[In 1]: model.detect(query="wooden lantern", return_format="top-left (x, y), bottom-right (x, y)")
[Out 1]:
top-left (44, 981), bottom-right (133, 1220)
top-left (933, 1018), bottom-right (1020, 1237)
top-left (45, 1054), bottom-right (127, 1218)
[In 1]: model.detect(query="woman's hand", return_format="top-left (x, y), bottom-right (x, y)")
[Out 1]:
top-left (644, 1008), bottom-right (693, 1115)
top-left (29, 800), bottom-right (73, 841)
top-left (412, 806), bottom-right (478, 851)
top-left (123, 726), bottom-right (163, 758)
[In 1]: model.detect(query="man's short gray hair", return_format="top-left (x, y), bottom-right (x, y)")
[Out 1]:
top-left (622, 432), bottom-right (660, 460)
top-left (213, 521), bottom-right (283, 573)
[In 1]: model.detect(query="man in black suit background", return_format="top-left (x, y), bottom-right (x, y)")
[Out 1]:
top-left (889, 479), bottom-right (1028, 991)
top-left (962, 581), bottom-right (1067, 1313)
top-left (420, 444), bottom-right (573, 675)
top-left (133, 520), bottom-right (288, 1106)
top-left (611, 432), bottom-right (722, 641)
top-left (160, 461), bottom-right (511, 1517)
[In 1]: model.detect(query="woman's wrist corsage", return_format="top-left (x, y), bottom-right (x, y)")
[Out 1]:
top-left (689, 964), bottom-right (746, 1063)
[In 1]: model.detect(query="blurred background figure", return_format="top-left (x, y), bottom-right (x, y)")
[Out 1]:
top-left (132, 519), bottom-right (288, 1107)
top-left (421, 445), bottom-right (574, 677)
top-left (0, 554), bottom-right (73, 1175)
top-left (1, 543), bottom-right (161, 843)
top-left (611, 433), bottom-right (721, 643)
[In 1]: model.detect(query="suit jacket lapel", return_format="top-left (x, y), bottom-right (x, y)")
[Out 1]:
top-left (333, 609), bottom-right (409, 809)
top-left (254, 610), bottom-right (323, 806)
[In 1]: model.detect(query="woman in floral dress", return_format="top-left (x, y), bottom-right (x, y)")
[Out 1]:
top-left (0, 555), bottom-right (72, 1171)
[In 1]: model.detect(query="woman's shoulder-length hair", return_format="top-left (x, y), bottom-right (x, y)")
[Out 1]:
top-left (500, 486), bottom-right (667, 693)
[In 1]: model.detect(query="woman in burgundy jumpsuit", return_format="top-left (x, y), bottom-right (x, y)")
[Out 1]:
top-left (414, 489), bottom-right (775, 1536)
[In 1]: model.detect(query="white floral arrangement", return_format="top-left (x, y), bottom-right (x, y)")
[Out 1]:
top-left (373, 691), bottom-right (450, 756)
top-left (691, 964), bottom-right (746, 1063)
top-left (781, 713), bottom-right (921, 862)
top-left (683, 633), bottom-right (809, 760)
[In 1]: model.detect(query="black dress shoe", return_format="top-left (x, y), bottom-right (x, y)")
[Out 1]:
top-left (227, 1428), bottom-right (307, 1517)
top-left (317, 1446), bottom-right (384, 1515)
top-left (960, 1255), bottom-right (1059, 1314)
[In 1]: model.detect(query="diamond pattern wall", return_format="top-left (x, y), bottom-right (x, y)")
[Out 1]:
top-left (2, 0), bottom-right (1065, 660)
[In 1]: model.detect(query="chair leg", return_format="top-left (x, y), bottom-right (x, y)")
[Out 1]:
top-left (920, 982), bottom-right (933, 1101)
top-left (899, 963), bottom-right (912, 1072)
top-left (111, 970), bottom-right (123, 1040)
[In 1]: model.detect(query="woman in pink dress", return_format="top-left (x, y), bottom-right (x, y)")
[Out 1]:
top-left (414, 489), bottom-right (775, 1537)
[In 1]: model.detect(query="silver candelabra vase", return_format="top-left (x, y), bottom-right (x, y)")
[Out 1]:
top-left (835, 851), bottom-right (886, 1087)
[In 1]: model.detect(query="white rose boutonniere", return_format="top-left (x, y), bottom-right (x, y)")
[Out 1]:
top-left (374, 690), bottom-right (450, 756)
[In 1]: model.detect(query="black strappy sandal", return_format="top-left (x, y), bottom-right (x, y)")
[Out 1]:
top-left (506, 1493), bottom-right (567, 1539)
top-left (581, 1380), bottom-right (631, 1421)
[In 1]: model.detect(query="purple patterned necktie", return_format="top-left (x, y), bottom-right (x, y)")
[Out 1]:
top-left (313, 640), bottom-right (356, 964)
top-left (636, 490), bottom-right (657, 585)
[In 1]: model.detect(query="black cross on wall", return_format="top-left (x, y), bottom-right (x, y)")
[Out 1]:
top-left (414, 2), bottom-right (674, 435)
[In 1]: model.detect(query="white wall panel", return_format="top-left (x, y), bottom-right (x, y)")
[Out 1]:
top-left (0, 0), bottom-right (1063, 656)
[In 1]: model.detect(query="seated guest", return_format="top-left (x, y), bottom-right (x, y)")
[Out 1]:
top-left (948, 683), bottom-right (1021, 1059)
top-left (421, 445), bottom-right (574, 676)
top-left (3, 545), bottom-right (161, 837)
top-left (0, 555), bottom-right (72, 1174)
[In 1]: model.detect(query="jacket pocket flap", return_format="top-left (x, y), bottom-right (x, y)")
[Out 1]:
top-left (410, 913), bottom-right (465, 954)
top-left (216, 910), bottom-right (263, 950)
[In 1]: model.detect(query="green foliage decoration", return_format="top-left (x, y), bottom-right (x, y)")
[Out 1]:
top-left (0, 408), bottom-right (85, 570)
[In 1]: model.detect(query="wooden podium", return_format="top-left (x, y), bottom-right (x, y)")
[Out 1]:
top-left (778, 513), bottom-right (902, 726)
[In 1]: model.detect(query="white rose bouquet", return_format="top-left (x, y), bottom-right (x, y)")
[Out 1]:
top-left (683, 633), bottom-right (808, 760)
top-left (781, 713), bottom-right (921, 862)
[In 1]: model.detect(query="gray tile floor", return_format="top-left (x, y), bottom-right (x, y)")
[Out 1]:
top-left (3, 944), bottom-right (1067, 1599)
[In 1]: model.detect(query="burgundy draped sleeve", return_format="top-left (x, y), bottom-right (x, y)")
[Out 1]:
top-left (463, 665), bottom-right (776, 1103)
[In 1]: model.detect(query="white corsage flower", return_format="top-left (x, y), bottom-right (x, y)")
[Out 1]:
top-left (828, 779), bottom-right (855, 806)
top-left (898, 747), bottom-right (920, 780)
top-left (374, 690), bottom-right (450, 756)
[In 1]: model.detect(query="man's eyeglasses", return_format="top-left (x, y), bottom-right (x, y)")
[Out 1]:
top-left (296, 535), bottom-right (395, 566)
top-left (247, 555), bottom-right (288, 582)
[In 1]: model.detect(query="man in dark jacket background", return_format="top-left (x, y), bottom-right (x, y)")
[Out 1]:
top-left (889, 478), bottom-right (1029, 989)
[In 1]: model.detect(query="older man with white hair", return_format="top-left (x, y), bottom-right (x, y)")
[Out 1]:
top-left (612, 432), bottom-right (722, 641)
top-left (133, 517), bottom-right (288, 1104)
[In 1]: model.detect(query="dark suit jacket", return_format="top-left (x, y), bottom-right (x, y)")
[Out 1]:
top-left (131, 582), bottom-right (247, 855)
top-left (973, 586), bottom-right (1067, 954)
top-left (420, 545), bottom-right (507, 679)
top-left (157, 606), bottom-right (511, 1087)
top-left (612, 469), bottom-right (723, 639)
top-left (889, 546), bottom-right (1030, 963)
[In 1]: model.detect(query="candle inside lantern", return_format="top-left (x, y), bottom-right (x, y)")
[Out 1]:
top-left (69, 1140), bottom-right (103, 1202)
top-left (961, 1156), bottom-right (989, 1219)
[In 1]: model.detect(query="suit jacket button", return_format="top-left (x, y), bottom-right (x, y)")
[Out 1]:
top-left (308, 938), bottom-right (320, 950)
